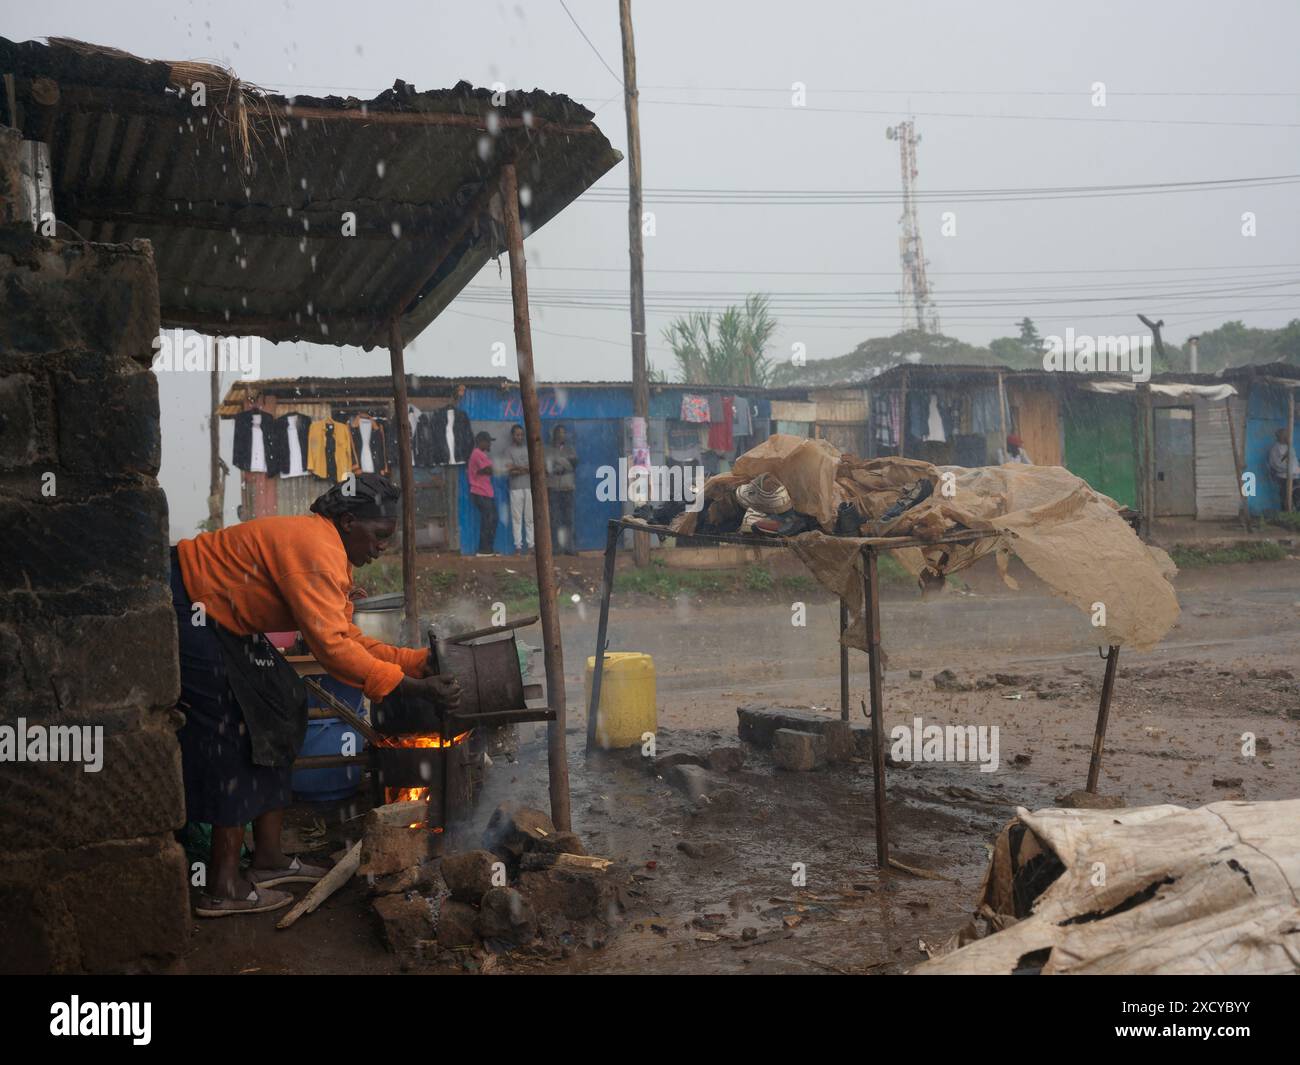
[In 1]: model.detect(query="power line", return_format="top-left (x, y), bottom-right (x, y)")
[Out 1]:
top-left (557, 0), bottom-right (624, 87)
top-left (527, 261), bottom-right (1300, 277)
top-left (577, 174), bottom-right (1300, 205)
top-left (635, 84), bottom-right (1300, 100)
top-left (634, 97), bottom-right (1300, 129)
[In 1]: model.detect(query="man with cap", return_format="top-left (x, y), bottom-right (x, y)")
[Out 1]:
top-left (1000, 434), bottom-right (1033, 465)
top-left (170, 472), bottom-right (461, 917)
top-left (468, 430), bottom-right (499, 555)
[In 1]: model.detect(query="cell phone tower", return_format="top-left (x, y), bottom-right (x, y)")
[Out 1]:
top-left (885, 119), bottom-right (940, 334)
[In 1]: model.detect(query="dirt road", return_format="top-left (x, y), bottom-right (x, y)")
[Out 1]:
top-left (187, 555), bottom-right (1299, 975)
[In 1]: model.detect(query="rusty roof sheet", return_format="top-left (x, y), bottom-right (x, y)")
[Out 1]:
top-left (1, 36), bottom-right (621, 350)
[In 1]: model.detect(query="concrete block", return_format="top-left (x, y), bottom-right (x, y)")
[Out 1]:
top-left (772, 728), bottom-right (827, 772)
top-left (0, 229), bottom-right (160, 362)
top-left (738, 704), bottom-right (872, 759)
top-left (476, 886), bottom-right (536, 944)
top-left (373, 892), bottom-right (435, 954)
top-left (440, 848), bottom-right (499, 904)
top-left (0, 725), bottom-right (185, 853)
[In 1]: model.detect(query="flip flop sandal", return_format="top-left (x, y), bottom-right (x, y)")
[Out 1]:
top-left (195, 886), bottom-right (293, 918)
top-left (247, 856), bottom-right (329, 888)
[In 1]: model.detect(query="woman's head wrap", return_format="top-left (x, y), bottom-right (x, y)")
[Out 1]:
top-left (310, 473), bottom-right (401, 521)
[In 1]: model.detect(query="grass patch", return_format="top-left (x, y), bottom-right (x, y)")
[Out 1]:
top-left (1170, 542), bottom-right (1288, 568)
top-left (743, 564), bottom-right (775, 592)
top-left (352, 559), bottom-right (403, 595)
top-left (1269, 510), bottom-right (1300, 533)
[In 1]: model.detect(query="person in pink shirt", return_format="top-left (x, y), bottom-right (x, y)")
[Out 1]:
top-left (468, 431), bottom-right (498, 555)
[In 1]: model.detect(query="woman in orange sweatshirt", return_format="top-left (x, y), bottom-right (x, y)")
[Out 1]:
top-left (171, 473), bottom-right (459, 916)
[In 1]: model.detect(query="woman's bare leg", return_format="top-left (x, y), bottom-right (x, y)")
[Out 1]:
top-left (209, 825), bottom-right (251, 898)
top-left (250, 807), bottom-right (291, 870)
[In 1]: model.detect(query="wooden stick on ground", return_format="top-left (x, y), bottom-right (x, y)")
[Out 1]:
top-left (276, 840), bottom-right (362, 930)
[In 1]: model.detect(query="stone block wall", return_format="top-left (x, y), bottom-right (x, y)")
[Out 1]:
top-left (0, 128), bottom-right (189, 971)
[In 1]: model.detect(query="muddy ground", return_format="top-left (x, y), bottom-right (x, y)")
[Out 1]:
top-left (185, 552), bottom-right (1300, 975)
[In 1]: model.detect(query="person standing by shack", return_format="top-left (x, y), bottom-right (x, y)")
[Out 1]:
top-left (999, 433), bottom-right (1033, 465)
top-left (1268, 426), bottom-right (1299, 511)
top-left (171, 473), bottom-right (461, 916)
top-left (546, 424), bottom-right (579, 555)
top-left (506, 423), bottom-right (535, 555)
top-left (467, 430), bottom-right (499, 555)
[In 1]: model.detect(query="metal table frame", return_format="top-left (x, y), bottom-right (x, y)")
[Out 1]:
top-left (585, 517), bottom-right (1122, 871)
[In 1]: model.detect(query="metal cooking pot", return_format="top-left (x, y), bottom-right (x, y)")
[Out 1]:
top-left (352, 592), bottom-right (404, 644)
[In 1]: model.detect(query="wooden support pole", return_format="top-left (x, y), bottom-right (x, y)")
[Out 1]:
top-left (1144, 382), bottom-right (1154, 540)
top-left (839, 600), bottom-right (850, 722)
top-left (620, 0), bottom-right (651, 569)
top-left (898, 370), bottom-right (909, 459)
top-left (500, 162), bottom-right (571, 831)
top-left (1224, 397), bottom-right (1250, 532)
top-left (387, 319), bottom-right (419, 646)
top-left (996, 370), bottom-right (1009, 461)
top-left (1086, 646), bottom-right (1120, 793)
top-left (208, 362), bottom-right (224, 529)
top-left (586, 520), bottom-right (621, 752)
top-left (862, 547), bottom-right (889, 870)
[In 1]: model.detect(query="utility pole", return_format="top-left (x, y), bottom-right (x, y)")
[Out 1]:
top-left (208, 361), bottom-right (225, 530)
top-left (620, 0), bottom-right (650, 567)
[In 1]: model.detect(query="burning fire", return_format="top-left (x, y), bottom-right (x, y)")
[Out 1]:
top-left (377, 730), bottom-right (471, 807)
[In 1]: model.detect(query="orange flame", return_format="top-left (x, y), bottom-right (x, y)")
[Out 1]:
top-left (377, 730), bottom-right (471, 807)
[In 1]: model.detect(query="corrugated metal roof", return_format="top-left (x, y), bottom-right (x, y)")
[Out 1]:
top-left (217, 374), bottom-right (804, 416)
top-left (1, 36), bottom-right (621, 350)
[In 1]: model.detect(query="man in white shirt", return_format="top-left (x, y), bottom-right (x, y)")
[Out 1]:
top-left (505, 424), bottom-right (535, 554)
top-left (1268, 427), bottom-right (1298, 511)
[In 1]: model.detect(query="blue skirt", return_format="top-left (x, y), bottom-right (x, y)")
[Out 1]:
top-left (170, 551), bottom-right (293, 827)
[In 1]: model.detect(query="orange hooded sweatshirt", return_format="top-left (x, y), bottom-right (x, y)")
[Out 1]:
top-left (176, 513), bottom-right (426, 700)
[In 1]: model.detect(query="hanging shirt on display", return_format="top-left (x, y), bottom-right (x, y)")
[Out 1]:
top-left (248, 413), bottom-right (268, 472)
top-left (925, 393), bottom-right (946, 443)
top-left (232, 407), bottom-right (275, 472)
top-left (349, 414), bottom-right (388, 476)
top-left (275, 412), bottom-right (311, 478)
top-left (426, 408), bottom-right (474, 465)
top-left (307, 419), bottom-right (354, 482)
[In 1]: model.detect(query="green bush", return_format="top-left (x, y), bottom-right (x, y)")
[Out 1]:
top-left (1170, 542), bottom-right (1287, 568)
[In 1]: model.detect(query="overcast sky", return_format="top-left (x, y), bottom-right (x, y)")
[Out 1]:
top-left (9, 0), bottom-right (1299, 534)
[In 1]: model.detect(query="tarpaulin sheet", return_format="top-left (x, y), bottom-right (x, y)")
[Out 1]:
top-left (915, 800), bottom-right (1300, 975)
top-left (685, 435), bottom-right (1180, 652)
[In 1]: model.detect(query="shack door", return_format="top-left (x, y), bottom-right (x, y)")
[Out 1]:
top-left (1154, 407), bottom-right (1196, 515)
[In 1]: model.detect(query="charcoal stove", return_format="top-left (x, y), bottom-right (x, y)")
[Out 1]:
top-left (367, 617), bottom-right (555, 835)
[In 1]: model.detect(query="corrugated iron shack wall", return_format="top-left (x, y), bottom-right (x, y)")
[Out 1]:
top-left (1245, 382), bottom-right (1300, 515)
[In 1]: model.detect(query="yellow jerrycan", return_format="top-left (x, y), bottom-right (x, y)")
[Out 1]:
top-left (584, 652), bottom-right (656, 750)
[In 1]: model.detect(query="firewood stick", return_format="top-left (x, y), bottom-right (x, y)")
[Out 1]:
top-left (276, 840), bottom-right (362, 930)
top-left (303, 677), bottom-right (383, 747)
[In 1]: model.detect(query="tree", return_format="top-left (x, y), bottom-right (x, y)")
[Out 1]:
top-left (1017, 316), bottom-right (1045, 354)
top-left (662, 294), bottom-right (777, 386)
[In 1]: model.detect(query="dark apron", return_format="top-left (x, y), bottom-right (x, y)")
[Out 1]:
top-left (210, 626), bottom-right (308, 769)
